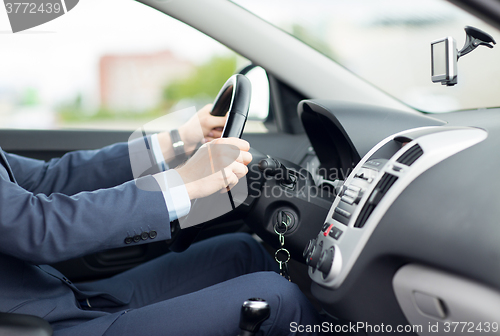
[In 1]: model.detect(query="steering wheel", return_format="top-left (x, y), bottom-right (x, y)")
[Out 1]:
top-left (211, 74), bottom-right (252, 137)
top-left (169, 74), bottom-right (252, 252)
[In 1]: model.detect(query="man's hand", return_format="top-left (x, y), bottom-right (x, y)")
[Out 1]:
top-left (175, 138), bottom-right (252, 200)
top-left (156, 104), bottom-right (228, 164)
top-left (179, 104), bottom-right (227, 146)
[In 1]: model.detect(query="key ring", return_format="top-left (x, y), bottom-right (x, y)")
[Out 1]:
top-left (275, 248), bottom-right (290, 264)
top-left (273, 221), bottom-right (288, 235)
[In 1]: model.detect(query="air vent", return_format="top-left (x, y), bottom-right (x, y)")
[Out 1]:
top-left (353, 203), bottom-right (376, 229)
top-left (397, 144), bottom-right (423, 166)
top-left (354, 173), bottom-right (398, 228)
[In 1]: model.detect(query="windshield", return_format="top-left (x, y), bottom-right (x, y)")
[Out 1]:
top-left (232, 0), bottom-right (500, 113)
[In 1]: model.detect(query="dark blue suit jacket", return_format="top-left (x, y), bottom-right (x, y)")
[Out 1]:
top-left (0, 140), bottom-right (171, 335)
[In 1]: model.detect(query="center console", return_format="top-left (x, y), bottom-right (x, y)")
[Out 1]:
top-left (304, 126), bottom-right (487, 289)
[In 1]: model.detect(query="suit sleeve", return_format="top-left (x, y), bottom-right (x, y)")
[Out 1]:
top-left (0, 174), bottom-right (171, 265)
top-left (4, 137), bottom-right (159, 196)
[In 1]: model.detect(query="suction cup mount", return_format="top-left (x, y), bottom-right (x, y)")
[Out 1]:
top-left (457, 26), bottom-right (496, 59)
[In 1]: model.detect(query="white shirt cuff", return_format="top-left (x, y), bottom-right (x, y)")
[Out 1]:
top-left (152, 169), bottom-right (191, 222)
top-left (151, 133), bottom-right (169, 172)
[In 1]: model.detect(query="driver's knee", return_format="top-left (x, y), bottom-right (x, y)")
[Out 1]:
top-left (206, 233), bottom-right (277, 274)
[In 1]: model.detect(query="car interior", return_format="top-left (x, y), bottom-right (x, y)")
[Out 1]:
top-left (1, 0), bottom-right (500, 335)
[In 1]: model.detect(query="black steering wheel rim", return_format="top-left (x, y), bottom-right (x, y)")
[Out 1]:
top-left (168, 74), bottom-right (252, 252)
top-left (211, 74), bottom-right (252, 138)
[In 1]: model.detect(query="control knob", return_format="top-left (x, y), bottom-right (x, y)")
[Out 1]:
top-left (303, 238), bottom-right (316, 259)
top-left (317, 247), bottom-right (335, 276)
top-left (305, 241), bottom-right (322, 267)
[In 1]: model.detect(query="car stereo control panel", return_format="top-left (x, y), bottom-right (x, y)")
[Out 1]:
top-left (305, 126), bottom-right (487, 289)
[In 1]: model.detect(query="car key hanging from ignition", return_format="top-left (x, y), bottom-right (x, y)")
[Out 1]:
top-left (274, 211), bottom-right (291, 281)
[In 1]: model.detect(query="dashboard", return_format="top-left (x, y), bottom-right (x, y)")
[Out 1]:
top-left (306, 126), bottom-right (486, 288)
top-left (256, 99), bottom-right (500, 335)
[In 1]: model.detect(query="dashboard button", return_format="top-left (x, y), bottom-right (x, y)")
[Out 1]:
top-left (333, 210), bottom-right (349, 225)
top-left (366, 160), bottom-right (380, 166)
top-left (346, 185), bottom-right (361, 193)
top-left (355, 173), bottom-right (373, 183)
top-left (322, 222), bottom-right (330, 232)
top-left (334, 207), bottom-right (351, 219)
top-left (343, 189), bottom-right (358, 198)
top-left (341, 195), bottom-right (355, 205)
top-left (323, 224), bottom-right (334, 237)
top-left (355, 173), bottom-right (366, 180)
top-left (329, 227), bottom-right (343, 240)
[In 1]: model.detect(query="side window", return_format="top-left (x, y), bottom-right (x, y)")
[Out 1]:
top-left (0, 0), bottom-right (268, 132)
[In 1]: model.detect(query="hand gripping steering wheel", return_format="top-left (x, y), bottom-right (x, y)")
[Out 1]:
top-left (168, 74), bottom-right (252, 252)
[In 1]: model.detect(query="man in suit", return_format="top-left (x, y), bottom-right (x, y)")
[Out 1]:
top-left (0, 105), bottom-right (323, 335)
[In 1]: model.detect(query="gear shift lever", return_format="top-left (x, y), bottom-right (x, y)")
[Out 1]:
top-left (238, 298), bottom-right (271, 336)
